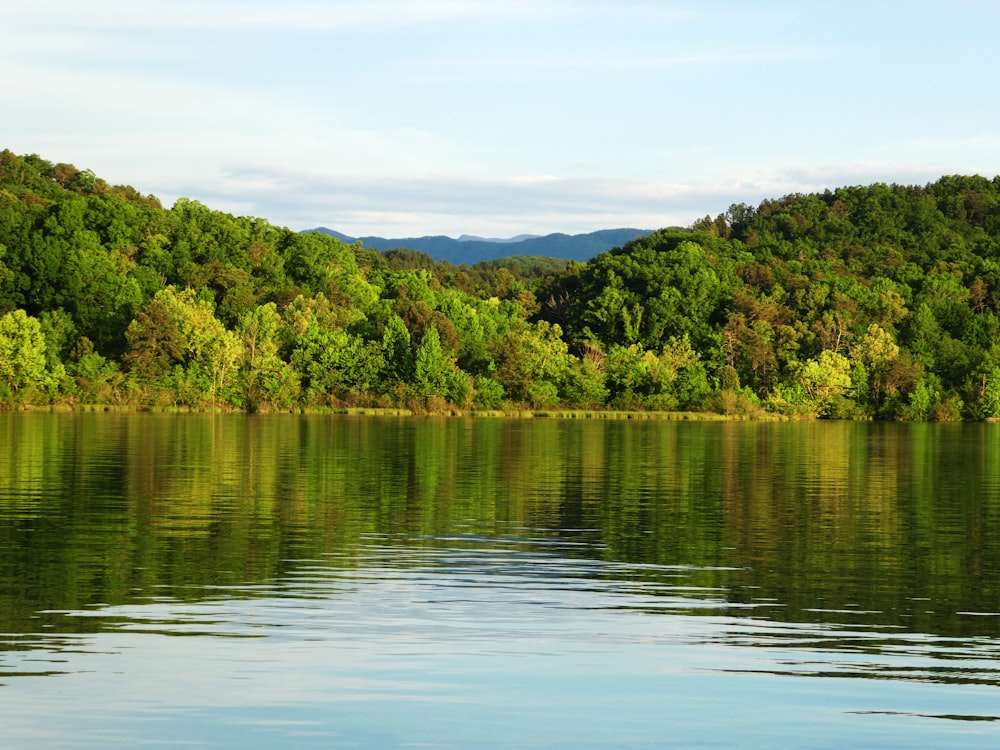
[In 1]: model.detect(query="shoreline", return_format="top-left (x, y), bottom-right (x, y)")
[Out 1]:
top-left (3, 403), bottom-right (775, 421)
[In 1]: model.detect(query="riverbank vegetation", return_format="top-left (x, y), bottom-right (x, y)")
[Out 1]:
top-left (2, 149), bottom-right (1000, 419)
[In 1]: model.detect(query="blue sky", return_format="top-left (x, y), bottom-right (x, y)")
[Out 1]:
top-left (4, 0), bottom-right (999, 237)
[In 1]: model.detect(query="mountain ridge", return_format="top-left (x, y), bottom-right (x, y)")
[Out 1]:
top-left (302, 227), bottom-right (653, 264)
top-left (457, 233), bottom-right (540, 243)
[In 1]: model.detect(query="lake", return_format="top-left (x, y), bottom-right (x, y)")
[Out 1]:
top-left (1, 413), bottom-right (999, 748)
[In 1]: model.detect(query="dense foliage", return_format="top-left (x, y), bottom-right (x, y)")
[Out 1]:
top-left (2, 148), bottom-right (1000, 419)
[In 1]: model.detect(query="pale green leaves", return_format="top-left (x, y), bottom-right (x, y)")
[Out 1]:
top-left (0, 309), bottom-right (55, 402)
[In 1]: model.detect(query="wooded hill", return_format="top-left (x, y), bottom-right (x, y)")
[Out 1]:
top-left (2, 148), bottom-right (1000, 420)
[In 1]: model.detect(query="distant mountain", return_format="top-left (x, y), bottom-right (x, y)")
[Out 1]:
top-left (311, 228), bottom-right (356, 244)
top-left (303, 227), bottom-right (653, 264)
top-left (456, 233), bottom-right (541, 243)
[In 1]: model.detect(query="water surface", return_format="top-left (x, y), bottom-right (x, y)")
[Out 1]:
top-left (1, 414), bottom-right (999, 747)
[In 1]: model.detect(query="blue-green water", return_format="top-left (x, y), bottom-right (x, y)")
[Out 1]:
top-left (1, 414), bottom-right (999, 748)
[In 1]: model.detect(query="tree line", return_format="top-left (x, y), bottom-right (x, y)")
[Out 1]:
top-left (2, 148), bottom-right (1000, 419)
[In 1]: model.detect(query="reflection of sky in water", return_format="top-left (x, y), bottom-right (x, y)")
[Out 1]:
top-left (4, 547), bottom-right (999, 749)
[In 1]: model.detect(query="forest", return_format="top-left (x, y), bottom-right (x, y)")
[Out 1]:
top-left (2, 148), bottom-right (1000, 420)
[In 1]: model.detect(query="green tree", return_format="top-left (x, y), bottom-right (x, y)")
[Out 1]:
top-left (379, 313), bottom-right (414, 385)
top-left (796, 349), bottom-right (853, 417)
top-left (0, 309), bottom-right (54, 403)
top-left (237, 303), bottom-right (300, 410)
top-left (68, 337), bottom-right (122, 404)
top-left (981, 366), bottom-right (1000, 419)
top-left (123, 287), bottom-right (240, 406)
top-left (494, 321), bottom-right (572, 407)
top-left (413, 325), bottom-right (470, 405)
top-left (849, 323), bottom-right (900, 409)
top-left (290, 321), bottom-right (383, 406)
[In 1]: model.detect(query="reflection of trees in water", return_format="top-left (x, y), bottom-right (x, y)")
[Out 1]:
top-left (1, 414), bottom-right (999, 639)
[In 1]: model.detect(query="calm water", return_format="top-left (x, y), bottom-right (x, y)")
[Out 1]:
top-left (1, 413), bottom-right (999, 748)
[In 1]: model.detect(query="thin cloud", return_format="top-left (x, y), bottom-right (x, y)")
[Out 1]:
top-left (176, 163), bottom-right (1000, 238)
top-left (162, 167), bottom-right (782, 236)
top-left (168, 167), bottom-right (684, 233)
top-left (5, 0), bottom-right (544, 32)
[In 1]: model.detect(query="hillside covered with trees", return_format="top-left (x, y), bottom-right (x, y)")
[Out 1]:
top-left (2, 148), bottom-right (1000, 420)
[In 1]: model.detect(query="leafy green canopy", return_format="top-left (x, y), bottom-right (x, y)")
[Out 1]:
top-left (2, 148), bottom-right (1000, 419)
